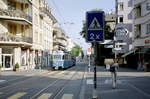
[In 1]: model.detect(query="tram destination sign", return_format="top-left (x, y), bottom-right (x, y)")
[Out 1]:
top-left (86, 11), bottom-right (104, 42)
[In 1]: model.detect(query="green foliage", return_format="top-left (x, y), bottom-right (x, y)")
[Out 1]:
top-left (71, 45), bottom-right (82, 57)
top-left (15, 63), bottom-right (19, 68)
top-left (0, 64), bottom-right (2, 68)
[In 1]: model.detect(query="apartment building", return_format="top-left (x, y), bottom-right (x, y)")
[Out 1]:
top-left (53, 27), bottom-right (68, 52)
top-left (105, 12), bottom-right (116, 32)
top-left (0, 0), bottom-right (33, 70)
top-left (32, 0), bottom-right (56, 68)
top-left (0, 0), bottom-right (56, 71)
top-left (132, 0), bottom-right (150, 70)
top-left (115, 0), bottom-right (133, 54)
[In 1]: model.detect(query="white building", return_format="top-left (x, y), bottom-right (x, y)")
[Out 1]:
top-left (132, 0), bottom-right (150, 69)
top-left (115, 0), bottom-right (133, 54)
top-left (132, 0), bottom-right (150, 48)
top-left (32, 0), bottom-right (56, 69)
top-left (53, 26), bottom-right (68, 52)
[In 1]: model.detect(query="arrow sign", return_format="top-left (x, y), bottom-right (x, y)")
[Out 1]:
top-left (86, 11), bottom-right (104, 42)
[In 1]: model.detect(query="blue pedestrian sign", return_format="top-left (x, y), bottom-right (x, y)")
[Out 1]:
top-left (86, 11), bottom-right (104, 42)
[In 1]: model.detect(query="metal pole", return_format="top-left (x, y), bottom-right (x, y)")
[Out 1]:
top-left (93, 42), bottom-right (98, 99)
top-left (88, 55), bottom-right (90, 72)
top-left (94, 42), bottom-right (97, 89)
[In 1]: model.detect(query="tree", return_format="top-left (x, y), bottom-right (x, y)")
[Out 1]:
top-left (71, 45), bottom-right (82, 57)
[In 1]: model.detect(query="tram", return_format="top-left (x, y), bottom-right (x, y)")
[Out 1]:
top-left (50, 51), bottom-right (76, 70)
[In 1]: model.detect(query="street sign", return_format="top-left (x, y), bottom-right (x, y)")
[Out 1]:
top-left (86, 11), bottom-right (104, 42)
top-left (87, 48), bottom-right (91, 55)
top-left (114, 47), bottom-right (122, 51)
top-left (104, 45), bottom-right (114, 48)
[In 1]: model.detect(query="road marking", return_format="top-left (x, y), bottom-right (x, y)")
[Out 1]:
top-left (37, 93), bottom-right (52, 99)
top-left (104, 79), bottom-right (122, 84)
top-left (7, 92), bottom-right (26, 99)
top-left (0, 80), bottom-right (6, 83)
top-left (0, 92), bottom-right (3, 95)
top-left (86, 79), bottom-right (93, 84)
top-left (57, 71), bottom-right (65, 75)
top-left (78, 72), bottom-right (83, 75)
top-left (61, 94), bottom-right (73, 99)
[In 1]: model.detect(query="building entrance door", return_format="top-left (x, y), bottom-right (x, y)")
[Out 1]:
top-left (2, 54), bottom-right (13, 70)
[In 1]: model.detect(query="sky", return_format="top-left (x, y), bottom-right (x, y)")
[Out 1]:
top-left (46, 0), bottom-right (115, 50)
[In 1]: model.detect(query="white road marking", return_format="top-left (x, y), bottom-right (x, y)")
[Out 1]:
top-left (57, 71), bottom-right (66, 75)
top-left (0, 80), bottom-right (6, 83)
top-left (104, 79), bottom-right (122, 84)
top-left (7, 92), bottom-right (26, 99)
top-left (37, 93), bottom-right (52, 99)
top-left (0, 92), bottom-right (3, 95)
top-left (86, 79), bottom-right (93, 84)
top-left (61, 94), bottom-right (73, 99)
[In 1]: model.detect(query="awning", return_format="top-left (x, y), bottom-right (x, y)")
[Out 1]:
top-left (122, 50), bottom-right (135, 57)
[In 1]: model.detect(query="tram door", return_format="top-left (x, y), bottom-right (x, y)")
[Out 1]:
top-left (2, 55), bottom-right (13, 70)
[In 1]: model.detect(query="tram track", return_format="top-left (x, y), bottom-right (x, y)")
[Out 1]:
top-left (0, 66), bottom-right (77, 98)
top-left (30, 64), bottom-right (87, 99)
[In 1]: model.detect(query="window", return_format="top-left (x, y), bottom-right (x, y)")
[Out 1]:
top-left (40, 16), bottom-right (43, 28)
top-left (118, 16), bottom-right (123, 23)
top-left (135, 24), bottom-right (141, 38)
top-left (8, 24), bottom-right (17, 35)
top-left (147, 23), bottom-right (150, 34)
top-left (146, 0), bottom-right (150, 10)
top-left (136, 6), bottom-right (141, 17)
top-left (53, 55), bottom-right (61, 60)
top-left (8, 0), bottom-right (16, 10)
top-left (118, 3), bottom-right (124, 11)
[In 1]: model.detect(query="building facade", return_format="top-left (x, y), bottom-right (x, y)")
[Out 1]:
top-left (53, 27), bottom-right (68, 52)
top-left (132, 0), bottom-right (150, 70)
top-left (0, 0), bottom-right (33, 70)
top-left (0, 0), bottom-right (56, 71)
top-left (115, 0), bottom-right (133, 54)
top-left (32, 0), bottom-right (56, 68)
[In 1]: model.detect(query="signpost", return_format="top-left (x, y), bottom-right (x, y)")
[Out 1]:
top-left (86, 11), bottom-right (104, 99)
top-left (87, 48), bottom-right (91, 72)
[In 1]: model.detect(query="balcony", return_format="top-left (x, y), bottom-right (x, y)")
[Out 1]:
top-left (0, 33), bottom-right (33, 45)
top-left (0, 9), bottom-right (32, 24)
top-left (133, 0), bottom-right (146, 6)
top-left (9, 0), bottom-right (32, 4)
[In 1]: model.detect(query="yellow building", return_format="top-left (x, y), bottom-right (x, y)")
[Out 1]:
top-left (0, 0), bottom-right (56, 71)
top-left (0, 0), bottom-right (33, 70)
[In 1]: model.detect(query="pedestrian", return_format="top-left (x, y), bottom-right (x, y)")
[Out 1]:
top-left (110, 59), bottom-right (119, 89)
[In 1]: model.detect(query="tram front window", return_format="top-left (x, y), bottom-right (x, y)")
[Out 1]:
top-left (53, 55), bottom-right (61, 60)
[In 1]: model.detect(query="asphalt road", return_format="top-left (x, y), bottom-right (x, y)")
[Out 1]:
top-left (0, 62), bottom-right (150, 99)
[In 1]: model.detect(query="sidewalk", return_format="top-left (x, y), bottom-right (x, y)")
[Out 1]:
top-left (84, 66), bottom-right (150, 99)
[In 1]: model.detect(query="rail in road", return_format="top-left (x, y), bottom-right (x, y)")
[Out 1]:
top-left (0, 63), bottom-right (88, 99)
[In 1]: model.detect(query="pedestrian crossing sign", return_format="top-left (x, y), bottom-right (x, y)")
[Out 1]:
top-left (88, 17), bottom-right (102, 30)
top-left (86, 11), bottom-right (104, 42)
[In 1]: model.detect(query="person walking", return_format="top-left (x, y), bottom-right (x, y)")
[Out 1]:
top-left (110, 59), bottom-right (119, 89)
